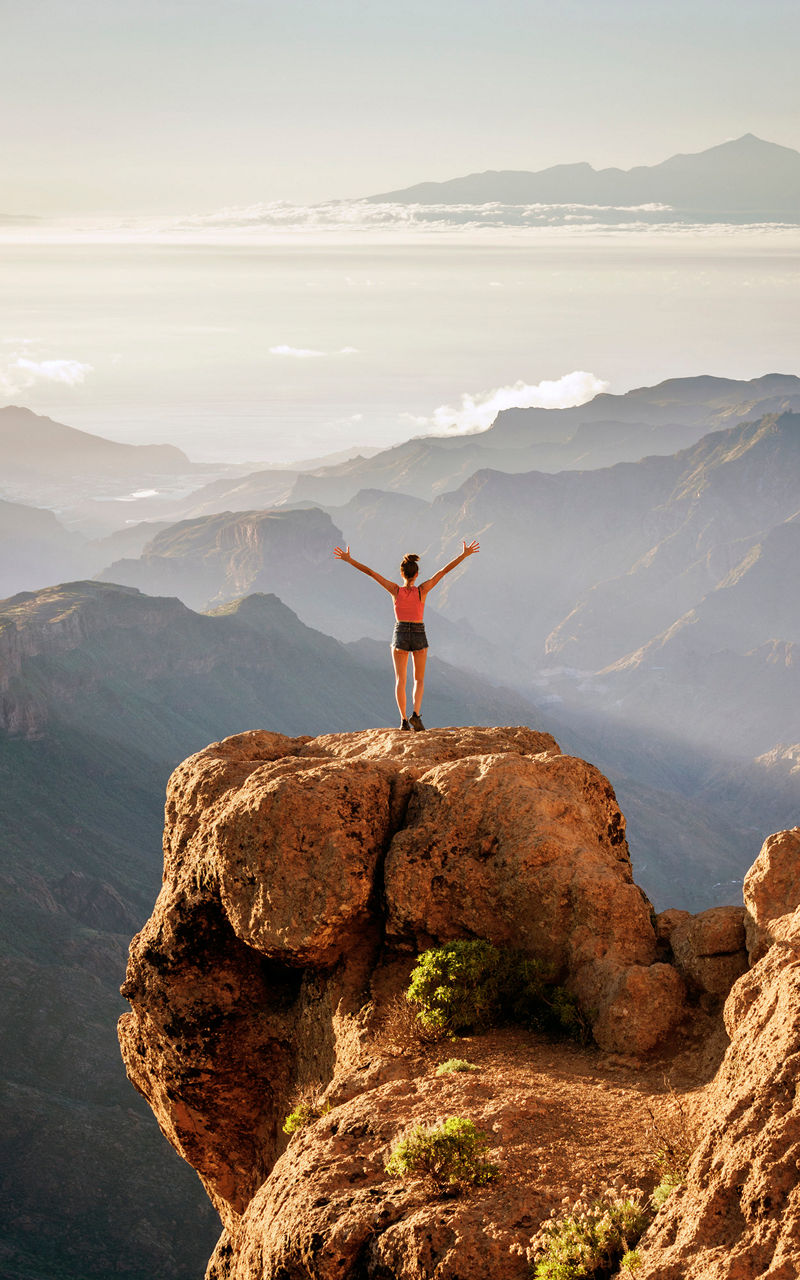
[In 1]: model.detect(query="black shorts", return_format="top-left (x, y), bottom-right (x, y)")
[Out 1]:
top-left (392, 621), bottom-right (428, 652)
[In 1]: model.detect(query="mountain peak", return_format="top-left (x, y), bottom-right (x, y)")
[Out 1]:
top-left (366, 135), bottom-right (800, 212)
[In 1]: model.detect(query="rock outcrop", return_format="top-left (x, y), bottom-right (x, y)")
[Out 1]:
top-left (635, 826), bottom-right (800, 1279)
top-left (743, 825), bottom-right (800, 962)
top-left (669, 905), bottom-right (748, 1000)
top-left (119, 725), bottom-right (691, 1267)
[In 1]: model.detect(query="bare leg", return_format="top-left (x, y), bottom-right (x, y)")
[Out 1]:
top-left (411, 647), bottom-right (428, 714)
top-left (392, 648), bottom-right (410, 718)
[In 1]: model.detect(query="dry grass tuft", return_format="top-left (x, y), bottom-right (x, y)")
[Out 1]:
top-left (372, 994), bottom-right (446, 1056)
top-left (646, 1082), bottom-right (700, 1181)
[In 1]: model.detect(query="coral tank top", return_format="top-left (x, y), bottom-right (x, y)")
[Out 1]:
top-left (394, 585), bottom-right (425, 622)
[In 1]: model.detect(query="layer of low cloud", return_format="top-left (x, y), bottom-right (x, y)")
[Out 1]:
top-left (427, 371), bottom-right (610, 434)
top-left (0, 353), bottom-right (94, 395)
top-left (1, 204), bottom-right (792, 249)
top-left (269, 344), bottom-right (358, 358)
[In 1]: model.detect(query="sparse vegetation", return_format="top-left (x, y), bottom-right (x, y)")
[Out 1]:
top-left (406, 938), bottom-right (588, 1040)
top-left (372, 993), bottom-right (446, 1055)
top-left (651, 1170), bottom-right (684, 1209)
top-left (282, 1085), bottom-right (331, 1135)
top-left (645, 1087), bottom-right (698, 1209)
top-left (436, 1058), bottom-right (479, 1075)
top-left (619, 1249), bottom-right (642, 1273)
top-left (384, 1117), bottom-right (498, 1189)
top-left (529, 1190), bottom-right (650, 1280)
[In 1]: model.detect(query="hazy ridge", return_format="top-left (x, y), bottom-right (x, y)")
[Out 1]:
top-left (368, 134), bottom-right (800, 218)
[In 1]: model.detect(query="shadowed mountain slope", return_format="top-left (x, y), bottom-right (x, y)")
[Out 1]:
top-left (0, 497), bottom-right (93, 597)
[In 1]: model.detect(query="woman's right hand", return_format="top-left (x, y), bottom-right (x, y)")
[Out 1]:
top-left (333, 545), bottom-right (352, 563)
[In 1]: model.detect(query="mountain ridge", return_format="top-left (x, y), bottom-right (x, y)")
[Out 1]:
top-left (367, 134), bottom-right (800, 212)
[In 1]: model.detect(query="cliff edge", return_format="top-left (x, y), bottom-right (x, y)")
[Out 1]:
top-left (118, 726), bottom-right (796, 1279)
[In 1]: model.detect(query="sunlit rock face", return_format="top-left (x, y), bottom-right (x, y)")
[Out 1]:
top-left (634, 826), bottom-right (800, 1280)
top-left (119, 725), bottom-right (690, 1249)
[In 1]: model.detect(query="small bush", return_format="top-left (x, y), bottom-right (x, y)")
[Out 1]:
top-left (406, 938), bottom-right (587, 1040)
top-left (385, 1117), bottom-right (498, 1189)
top-left (372, 993), bottom-right (446, 1055)
top-left (282, 1086), bottom-right (331, 1136)
top-left (530, 1192), bottom-right (650, 1280)
top-left (619, 1250), bottom-right (642, 1273)
top-left (651, 1170), bottom-right (684, 1210)
top-left (436, 1058), bottom-right (479, 1075)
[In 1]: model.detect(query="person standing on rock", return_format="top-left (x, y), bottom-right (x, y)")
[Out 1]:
top-left (333, 540), bottom-right (480, 731)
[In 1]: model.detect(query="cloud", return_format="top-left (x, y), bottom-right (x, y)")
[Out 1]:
top-left (428, 371), bottom-right (610, 434)
top-left (0, 354), bottom-right (94, 395)
top-left (269, 344), bottom-right (358, 358)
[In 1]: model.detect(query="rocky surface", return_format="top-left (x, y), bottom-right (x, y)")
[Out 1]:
top-left (120, 724), bottom-right (705, 1275)
top-left (205, 1029), bottom-right (710, 1280)
top-left (121, 728), bottom-right (800, 1280)
top-left (670, 905), bottom-right (748, 999)
top-left (743, 826), bottom-right (800, 962)
top-left (635, 827), bottom-right (800, 1279)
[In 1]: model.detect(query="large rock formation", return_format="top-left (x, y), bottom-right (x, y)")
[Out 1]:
top-left (635, 825), bottom-right (800, 1278)
top-left (119, 725), bottom-right (690, 1267)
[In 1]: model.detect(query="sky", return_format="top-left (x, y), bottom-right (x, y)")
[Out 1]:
top-left (1, 0), bottom-right (798, 466)
top-left (3, 0), bottom-right (800, 214)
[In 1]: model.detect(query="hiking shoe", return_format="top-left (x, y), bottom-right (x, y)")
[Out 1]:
top-left (409, 712), bottom-right (426, 732)
top-left (399, 718), bottom-right (411, 731)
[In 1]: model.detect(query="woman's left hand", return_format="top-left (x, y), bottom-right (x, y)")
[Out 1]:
top-left (462, 539), bottom-right (480, 557)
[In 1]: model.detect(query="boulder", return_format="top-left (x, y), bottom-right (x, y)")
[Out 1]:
top-left (383, 750), bottom-right (666, 1052)
top-left (670, 905), bottom-right (748, 999)
top-left (654, 907), bottom-right (691, 946)
top-left (590, 963), bottom-right (686, 1055)
top-left (119, 725), bottom-right (689, 1257)
top-left (743, 826), bottom-right (800, 962)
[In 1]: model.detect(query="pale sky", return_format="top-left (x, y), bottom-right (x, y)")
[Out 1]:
top-left (2, 0), bottom-right (799, 214)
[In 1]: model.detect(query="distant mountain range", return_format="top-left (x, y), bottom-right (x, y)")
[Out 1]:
top-left (368, 135), bottom-right (800, 216)
top-left (87, 373), bottom-right (800, 523)
top-left (96, 406), bottom-right (800, 761)
top-left (0, 404), bottom-right (190, 480)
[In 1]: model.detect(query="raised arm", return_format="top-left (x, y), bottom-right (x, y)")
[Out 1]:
top-left (333, 545), bottom-right (398, 595)
top-left (420, 539), bottom-right (480, 595)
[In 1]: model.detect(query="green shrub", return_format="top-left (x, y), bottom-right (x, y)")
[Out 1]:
top-left (282, 1099), bottom-right (331, 1135)
top-left (384, 1117), bottom-right (498, 1189)
top-left (436, 1058), bottom-right (479, 1075)
top-left (619, 1250), bottom-right (642, 1273)
top-left (406, 938), bottom-right (587, 1040)
top-left (530, 1194), bottom-right (650, 1280)
top-left (650, 1170), bottom-right (684, 1209)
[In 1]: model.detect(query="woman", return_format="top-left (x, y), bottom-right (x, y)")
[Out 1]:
top-left (333, 539), bottom-right (480, 731)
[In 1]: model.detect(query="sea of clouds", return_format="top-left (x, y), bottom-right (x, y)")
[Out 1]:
top-left (2, 200), bottom-right (796, 246)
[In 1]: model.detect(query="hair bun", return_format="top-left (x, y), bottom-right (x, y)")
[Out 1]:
top-left (400, 552), bottom-right (420, 577)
